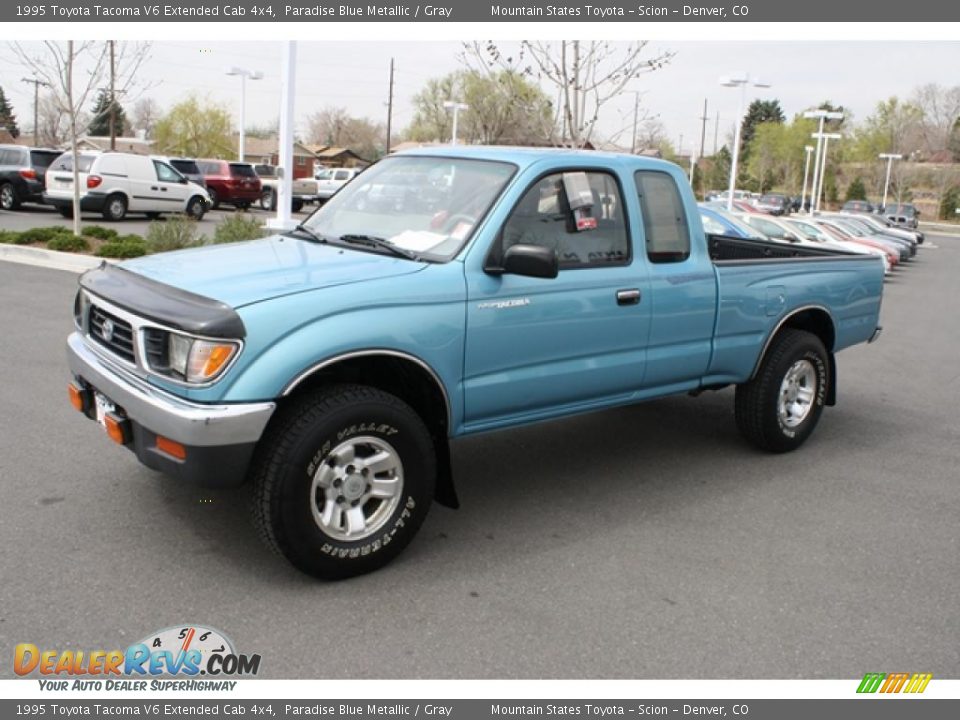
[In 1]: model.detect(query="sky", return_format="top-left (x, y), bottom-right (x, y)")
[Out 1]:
top-left (2, 40), bottom-right (958, 154)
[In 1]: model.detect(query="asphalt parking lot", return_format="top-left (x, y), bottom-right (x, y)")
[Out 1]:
top-left (0, 238), bottom-right (957, 680)
top-left (0, 201), bottom-right (312, 237)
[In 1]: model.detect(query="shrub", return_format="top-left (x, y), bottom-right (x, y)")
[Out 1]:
top-left (213, 214), bottom-right (265, 244)
top-left (95, 240), bottom-right (148, 259)
top-left (15, 226), bottom-right (73, 245)
top-left (845, 177), bottom-right (867, 202)
top-left (0, 230), bottom-right (20, 244)
top-left (47, 235), bottom-right (90, 253)
top-left (82, 225), bottom-right (119, 241)
top-left (115, 233), bottom-right (146, 244)
top-left (144, 216), bottom-right (200, 253)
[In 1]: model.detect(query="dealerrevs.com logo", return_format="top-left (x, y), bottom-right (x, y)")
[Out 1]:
top-left (14, 625), bottom-right (261, 691)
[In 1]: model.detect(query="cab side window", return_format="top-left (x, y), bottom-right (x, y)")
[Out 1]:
top-left (635, 171), bottom-right (691, 263)
top-left (496, 171), bottom-right (629, 269)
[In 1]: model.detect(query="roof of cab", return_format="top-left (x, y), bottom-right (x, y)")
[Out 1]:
top-left (392, 144), bottom-right (679, 173)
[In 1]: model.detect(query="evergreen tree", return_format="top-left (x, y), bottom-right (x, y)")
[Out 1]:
top-left (845, 177), bottom-right (867, 201)
top-left (0, 86), bottom-right (20, 138)
top-left (740, 99), bottom-right (784, 161)
top-left (88, 89), bottom-right (126, 137)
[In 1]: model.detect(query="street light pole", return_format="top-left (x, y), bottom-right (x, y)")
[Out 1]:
top-left (226, 66), bottom-right (264, 162)
top-left (720, 73), bottom-right (771, 212)
top-left (443, 100), bottom-right (468, 145)
top-left (802, 110), bottom-right (843, 214)
top-left (879, 153), bottom-right (902, 210)
top-left (811, 131), bottom-right (842, 212)
top-left (800, 145), bottom-right (814, 212)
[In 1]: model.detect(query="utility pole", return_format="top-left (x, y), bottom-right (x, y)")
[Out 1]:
top-left (385, 58), bottom-right (395, 155)
top-left (713, 111), bottom-right (719, 154)
top-left (108, 40), bottom-right (116, 150)
top-left (698, 98), bottom-right (709, 158)
top-left (22, 77), bottom-right (48, 146)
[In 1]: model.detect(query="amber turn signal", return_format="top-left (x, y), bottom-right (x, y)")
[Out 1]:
top-left (68, 383), bottom-right (89, 413)
top-left (103, 413), bottom-right (131, 446)
top-left (156, 435), bottom-right (187, 460)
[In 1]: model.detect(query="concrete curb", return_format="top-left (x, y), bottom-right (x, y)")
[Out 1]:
top-left (0, 245), bottom-right (108, 274)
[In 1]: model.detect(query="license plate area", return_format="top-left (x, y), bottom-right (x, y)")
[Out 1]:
top-left (94, 391), bottom-right (116, 430)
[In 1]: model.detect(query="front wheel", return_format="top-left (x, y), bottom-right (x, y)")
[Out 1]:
top-left (735, 329), bottom-right (829, 453)
top-left (186, 196), bottom-right (206, 220)
top-left (260, 189), bottom-right (275, 211)
top-left (251, 385), bottom-right (436, 579)
top-left (0, 183), bottom-right (19, 210)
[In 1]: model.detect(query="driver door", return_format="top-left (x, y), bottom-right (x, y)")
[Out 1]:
top-left (462, 170), bottom-right (652, 430)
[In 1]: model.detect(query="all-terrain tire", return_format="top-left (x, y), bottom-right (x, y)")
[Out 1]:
top-left (251, 384), bottom-right (436, 579)
top-left (735, 328), bottom-right (829, 453)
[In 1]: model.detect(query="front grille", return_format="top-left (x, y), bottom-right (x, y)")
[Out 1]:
top-left (143, 328), bottom-right (169, 370)
top-left (88, 304), bottom-right (136, 363)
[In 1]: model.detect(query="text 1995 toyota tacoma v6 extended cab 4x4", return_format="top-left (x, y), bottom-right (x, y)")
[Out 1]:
top-left (66, 147), bottom-right (884, 579)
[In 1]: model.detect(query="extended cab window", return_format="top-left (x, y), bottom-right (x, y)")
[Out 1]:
top-left (497, 171), bottom-right (629, 269)
top-left (635, 171), bottom-right (691, 263)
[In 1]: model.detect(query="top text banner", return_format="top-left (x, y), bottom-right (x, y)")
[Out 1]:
top-left (4, 0), bottom-right (959, 23)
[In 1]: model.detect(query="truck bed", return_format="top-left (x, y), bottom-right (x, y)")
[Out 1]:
top-left (707, 234), bottom-right (852, 262)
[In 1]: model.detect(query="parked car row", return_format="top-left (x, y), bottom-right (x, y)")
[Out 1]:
top-left (698, 202), bottom-right (923, 278)
top-left (1, 144), bottom-right (366, 222)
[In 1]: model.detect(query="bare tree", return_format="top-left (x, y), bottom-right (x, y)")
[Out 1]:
top-left (463, 40), bottom-right (674, 147)
top-left (130, 97), bottom-right (161, 139)
top-left (12, 41), bottom-right (108, 235)
top-left (912, 83), bottom-right (960, 156)
top-left (306, 106), bottom-right (384, 160)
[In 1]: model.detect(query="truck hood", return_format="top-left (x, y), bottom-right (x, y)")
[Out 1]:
top-left (120, 235), bottom-right (427, 308)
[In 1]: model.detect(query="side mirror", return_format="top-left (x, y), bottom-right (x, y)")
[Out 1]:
top-left (502, 244), bottom-right (558, 279)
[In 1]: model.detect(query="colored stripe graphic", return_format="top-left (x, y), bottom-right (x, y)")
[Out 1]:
top-left (857, 673), bottom-right (885, 693)
top-left (857, 672), bottom-right (932, 693)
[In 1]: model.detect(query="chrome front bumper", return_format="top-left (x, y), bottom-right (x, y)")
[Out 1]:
top-left (67, 332), bottom-right (275, 447)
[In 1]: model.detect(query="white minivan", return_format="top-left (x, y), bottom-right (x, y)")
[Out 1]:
top-left (44, 151), bottom-right (210, 221)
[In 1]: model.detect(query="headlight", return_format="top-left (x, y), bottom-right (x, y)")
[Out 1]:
top-left (73, 291), bottom-right (89, 330)
top-left (143, 328), bottom-right (239, 384)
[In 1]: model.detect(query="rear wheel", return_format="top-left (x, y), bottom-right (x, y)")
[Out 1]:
top-left (0, 183), bottom-right (19, 210)
top-left (735, 329), bottom-right (829, 453)
top-left (251, 384), bottom-right (436, 580)
top-left (102, 194), bottom-right (127, 221)
top-left (206, 187), bottom-right (220, 210)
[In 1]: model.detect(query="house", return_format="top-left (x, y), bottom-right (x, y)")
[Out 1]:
top-left (306, 145), bottom-right (371, 169)
top-left (239, 136), bottom-right (318, 179)
top-left (77, 135), bottom-right (154, 155)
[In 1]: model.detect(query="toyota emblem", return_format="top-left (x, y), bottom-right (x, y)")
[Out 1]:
top-left (101, 318), bottom-right (115, 343)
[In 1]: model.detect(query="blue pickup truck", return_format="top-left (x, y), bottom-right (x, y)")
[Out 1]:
top-left (67, 147), bottom-right (885, 578)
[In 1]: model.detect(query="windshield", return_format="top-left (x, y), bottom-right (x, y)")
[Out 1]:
top-left (304, 155), bottom-right (516, 262)
top-left (887, 205), bottom-right (915, 216)
top-left (701, 206), bottom-right (766, 240)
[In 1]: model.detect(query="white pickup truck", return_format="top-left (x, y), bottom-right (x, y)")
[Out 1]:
top-left (255, 164), bottom-right (319, 213)
top-left (315, 167), bottom-right (362, 202)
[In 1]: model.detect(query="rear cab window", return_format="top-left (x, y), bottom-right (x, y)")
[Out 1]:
top-left (170, 159), bottom-right (201, 176)
top-left (635, 171), bottom-right (691, 264)
top-left (229, 163), bottom-right (257, 178)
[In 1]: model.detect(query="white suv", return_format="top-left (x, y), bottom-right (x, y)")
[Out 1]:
top-left (44, 151), bottom-right (210, 221)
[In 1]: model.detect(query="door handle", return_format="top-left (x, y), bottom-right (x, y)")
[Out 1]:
top-left (616, 288), bottom-right (641, 306)
top-left (150, 186), bottom-right (158, 190)
top-left (160, 187), bottom-right (168, 192)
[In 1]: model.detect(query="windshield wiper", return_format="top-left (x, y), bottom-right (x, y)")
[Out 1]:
top-left (287, 224), bottom-right (327, 244)
top-left (337, 234), bottom-right (418, 260)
